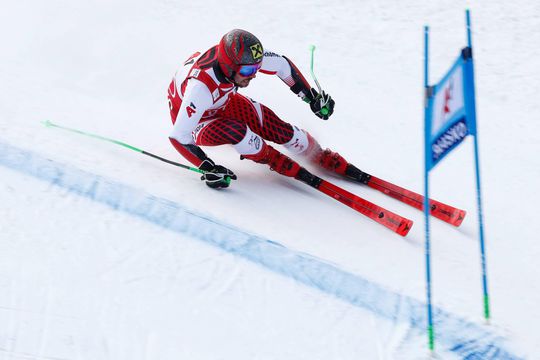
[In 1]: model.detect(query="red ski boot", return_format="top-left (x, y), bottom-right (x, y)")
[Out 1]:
top-left (312, 148), bottom-right (349, 175)
top-left (314, 148), bottom-right (372, 184)
top-left (243, 144), bottom-right (301, 178)
top-left (301, 132), bottom-right (349, 176)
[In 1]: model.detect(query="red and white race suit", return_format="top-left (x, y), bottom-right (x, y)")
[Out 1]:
top-left (167, 45), bottom-right (318, 167)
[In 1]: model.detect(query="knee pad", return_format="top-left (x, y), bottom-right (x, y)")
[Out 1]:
top-left (283, 128), bottom-right (322, 160)
top-left (233, 127), bottom-right (265, 156)
top-left (282, 126), bottom-right (311, 155)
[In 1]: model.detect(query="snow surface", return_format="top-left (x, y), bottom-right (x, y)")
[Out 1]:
top-left (1, 0), bottom-right (539, 359)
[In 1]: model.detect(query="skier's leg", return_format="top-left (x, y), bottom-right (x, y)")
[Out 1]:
top-left (208, 94), bottom-right (302, 178)
top-left (188, 115), bottom-right (300, 178)
top-left (194, 118), bottom-right (248, 147)
top-left (234, 94), bottom-right (350, 176)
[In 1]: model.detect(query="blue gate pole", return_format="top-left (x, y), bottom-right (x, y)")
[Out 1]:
top-left (423, 25), bottom-right (435, 351)
top-left (466, 9), bottom-right (491, 321)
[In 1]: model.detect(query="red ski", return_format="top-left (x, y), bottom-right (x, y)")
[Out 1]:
top-left (367, 176), bottom-right (466, 227)
top-left (296, 169), bottom-right (413, 236)
top-left (345, 165), bottom-right (466, 227)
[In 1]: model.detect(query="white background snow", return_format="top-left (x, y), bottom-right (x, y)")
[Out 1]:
top-left (1, 0), bottom-right (539, 358)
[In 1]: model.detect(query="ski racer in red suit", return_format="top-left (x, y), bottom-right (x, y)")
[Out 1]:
top-left (167, 29), bottom-right (367, 188)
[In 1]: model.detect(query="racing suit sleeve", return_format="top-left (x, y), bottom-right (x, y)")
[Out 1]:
top-left (169, 78), bottom-right (214, 167)
top-left (259, 49), bottom-right (315, 102)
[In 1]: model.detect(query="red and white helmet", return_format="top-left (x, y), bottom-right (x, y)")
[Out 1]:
top-left (217, 29), bottom-right (264, 79)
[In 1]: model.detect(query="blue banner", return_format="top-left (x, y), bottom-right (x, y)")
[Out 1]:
top-left (425, 48), bottom-right (477, 171)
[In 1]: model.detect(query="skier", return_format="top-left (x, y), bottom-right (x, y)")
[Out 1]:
top-left (167, 29), bottom-right (365, 188)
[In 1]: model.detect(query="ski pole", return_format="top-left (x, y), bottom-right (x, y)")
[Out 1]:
top-left (41, 120), bottom-right (214, 177)
top-left (308, 44), bottom-right (329, 117)
top-left (308, 44), bottom-right (323, 94)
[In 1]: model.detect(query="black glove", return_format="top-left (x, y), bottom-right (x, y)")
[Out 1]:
top-left (199, 159), bottom-right (237, 189)
top-left (308, 88), bottom-right (335, 120)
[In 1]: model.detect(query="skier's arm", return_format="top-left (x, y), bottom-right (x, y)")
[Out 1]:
top-left (260, 50), bottom-right (313, 100)
top-left (168, 79), bottom-right (237, 188)
top-left (260, 49), bottom-right (335, 120)
top-left (169, 79), bottom-right (214, 166)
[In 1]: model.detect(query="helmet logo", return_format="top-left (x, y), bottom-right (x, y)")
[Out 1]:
top-left (250, 43), bottom-right (263, 61)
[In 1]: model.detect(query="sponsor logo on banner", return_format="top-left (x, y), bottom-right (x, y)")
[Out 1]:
top-left (431, 66), bottom-right (464, 138)
top-left (442, 80), bottom-right (454, 115)
top-left (431, 119), bottom-right (468, 161)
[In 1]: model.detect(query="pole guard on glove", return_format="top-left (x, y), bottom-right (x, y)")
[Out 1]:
top-left (199, 159), bottom-right (237, 189)
top-left (307, 88), bottom-right (335, 120)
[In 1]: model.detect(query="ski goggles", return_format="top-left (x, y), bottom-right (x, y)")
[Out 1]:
top-left (237, 62), bottom-right (262, 77)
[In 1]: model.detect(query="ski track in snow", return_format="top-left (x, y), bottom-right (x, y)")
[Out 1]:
top-left (0, 141), bottom-right (522, 360)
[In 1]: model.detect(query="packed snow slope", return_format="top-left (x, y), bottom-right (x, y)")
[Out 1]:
top-left (1, 0), bottom-right (539, 359)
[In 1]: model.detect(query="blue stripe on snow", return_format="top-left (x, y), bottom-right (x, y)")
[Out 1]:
top-left (0, 141), bottom-right (522, 360)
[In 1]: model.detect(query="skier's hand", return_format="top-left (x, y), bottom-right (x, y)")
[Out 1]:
top-left (199, 159), bottom-right (237, 189)
top-left (309, 88), bottom-right (335, 120)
